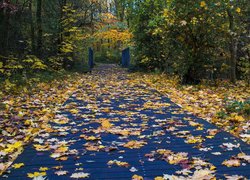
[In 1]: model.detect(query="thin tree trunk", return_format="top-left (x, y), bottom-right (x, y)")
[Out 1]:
top-left (57, 0), bottom-right (66, 53)
top-left (227, 9), bottom-right (238, 84)
top-left (114, 0), bottom-right (125, 22)
top-left (29, 0), bottom-right (35, 54)
top-left (1, 0), bottom-right (10, 65)
top-left (36, 0), bottom-right (42, 57)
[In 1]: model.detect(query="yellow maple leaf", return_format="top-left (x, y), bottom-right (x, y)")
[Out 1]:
top-left (186, 136), bottom-right (203, 144)
top-left (101, 120), bottom-right (113, 129)
top-left (33, 144), bottom-right (49, 151)
top-left (206, 135), bottom-right (215, 139)
top-left (210, 165), bottom-right (216, 170)
top-left (24, 120), bottom-right (32, 126)
top-left (13, 141), bottom-right (22, 148)
top-left (222, 159), bottom-right (241, 167)
top-left (55, 146), bottom-right (68, 153)
top-left (87, 136), bottom-right (99, 141)
top-left (229, 113), bottom-right (245, 122)
top-left (132, 174), bottom-right (144, 180)
top-left (39, 167), bottom-right (49, 171)
top-left (155, 177), bottom-right (164, 180)
top-left (98, 145), bottom-right (105, 149)
top-left (27, 172), bottom-right (46, 178)
top-left (196, 127), bottom-right (204, 131)
top-left (4, 141), bottom-right (23, 153)
top-left (70, 109), bottom-right (79, 114)
top-left (236, 7), bottom-right (241, 13)
top-left (200, 1), bottom-right (206, 8)
top-left (234, 115), bottom-right (244, 122)
top-left (119, 130), bottom-right (130, 136)
top-left (185, 106), bottom-right (193, 112)
top-left (12, 163), bottom-right (24, 169)
top-left (123, 141), bottom-right (147, 149)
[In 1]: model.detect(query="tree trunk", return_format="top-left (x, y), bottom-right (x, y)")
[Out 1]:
top-left (3, 0), bottom-right (10, 55)
top-left (36, 0), bottom-right (42, 57)
top-left (114, 0), bottom-right (125, 22)
top-left (227, 9), bottom-right (238, 84)
top-left (0, 0), bottom-right (10, 65)
top-left (29, 0), bottom-right (35, 54)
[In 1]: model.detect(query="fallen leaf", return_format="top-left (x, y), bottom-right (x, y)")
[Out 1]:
top-left (123, 140), bottom-right (147, 149)
top-left (101, 119), bottom-right (113, 129)
top-left (27, 172), bottom-right (46, 178)
top-left (12, 163), bottom-right (24, 169)
top-left (55, 170), bottom-right (68, 176)
top-left (70, 172), bottom-right (90, 179)
top-left (222, 159), bottom-right (241, 167)
top-left (39, 167), bottom-right (49, 171)
top-left (132, 174), bottom-right (144, 180)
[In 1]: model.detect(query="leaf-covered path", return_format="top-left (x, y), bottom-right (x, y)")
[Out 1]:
top-left (3, 64), bottom-right (250, 179)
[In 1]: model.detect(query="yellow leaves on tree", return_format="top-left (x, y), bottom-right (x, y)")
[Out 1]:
top-left (94, 29), bottom-right (133, 48)
top-left (236, 7), bottom-right (241, 13)
top-left (200, 1), bottom-right (207, 8)
top-left (0, 62), bottom-right (4, 73)
top-left (90, 12), bottom-right (133, 49)
top-left (162, 9), bottom-right (175, 25)
top-left (100, 13), bottom-right (117, 24)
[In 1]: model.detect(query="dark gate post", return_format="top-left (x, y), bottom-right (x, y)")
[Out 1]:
top-left (88, 47), bottom-right (94, 70)
top-left (122, 48), bottom-right (130, 68)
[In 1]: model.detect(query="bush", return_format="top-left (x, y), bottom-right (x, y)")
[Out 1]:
top-left (225, 99), bottom-right (250, 116)
top-left (130, 0), bottom-right (249, 83)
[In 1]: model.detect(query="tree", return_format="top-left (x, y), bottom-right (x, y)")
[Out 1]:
top-left (127, 0), bottom-right (249, 83)
top-left (36, 0), bottom-right (43, 57)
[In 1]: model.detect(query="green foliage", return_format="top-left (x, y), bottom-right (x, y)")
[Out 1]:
top-left (23, 55), bottom-right (47, 70)
top-left (0, 69), bottom-right (70, 94)
top-left (1, 0), bottom-right (133, 94)
top-left (95, 49), bottom-right (121, 64)
top-left (128, 0), bottom-right (249, 83)
top-left (225, 100), bottom-right (250, 116)
top-left (217, 99), bottom-right (250, 119)
top-left (238, 43), bottom-right (250, 83)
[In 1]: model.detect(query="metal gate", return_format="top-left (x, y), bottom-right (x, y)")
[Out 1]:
top-left (121, 48), bottom-right (130, 68)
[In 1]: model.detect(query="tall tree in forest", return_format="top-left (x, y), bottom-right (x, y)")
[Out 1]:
top-left (114, 0), bottom-right (125, 22)
top-left (36, 0), bottom-right (42, 57)
top-left (227, 7), bottom-right (239, 84)
top-left (29, 0), bottom-right (35, 54)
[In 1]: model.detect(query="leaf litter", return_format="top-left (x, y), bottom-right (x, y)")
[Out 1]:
top-left (1, 64), bottom-right (249, 179)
